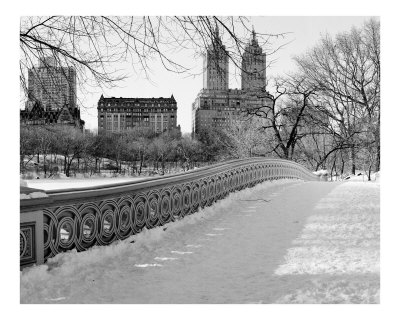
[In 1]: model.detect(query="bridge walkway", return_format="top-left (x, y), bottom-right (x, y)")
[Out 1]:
top-left (20, 180), bottom-right (380, 303)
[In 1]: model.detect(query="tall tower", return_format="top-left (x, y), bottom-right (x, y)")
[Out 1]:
top-left (27, 57), bottom-right (77, 111)
top-left (241, 28), bottom-right (266, 92)
top-left (203, 26), bottom-right (229, 90)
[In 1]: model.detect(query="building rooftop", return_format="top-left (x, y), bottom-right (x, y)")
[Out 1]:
top-left (99, 94), bottom-right (176, 103)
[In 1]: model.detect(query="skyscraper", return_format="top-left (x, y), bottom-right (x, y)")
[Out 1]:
top-left (27, 57), bottom-right (77, 111)
top-left (241, 29), bottom-right (267, 91)
top-left (202, 26), bottom-right (229, 91)
top-left (192, 28), bottom-right (273, 136)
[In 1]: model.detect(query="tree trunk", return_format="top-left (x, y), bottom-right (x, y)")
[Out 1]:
top-left (368, 164), bottom-right (372, 181)
top-left (340, 156), bottom-right (345, 178)
top-left (330, 156), bottom-right (336, 181)
top-left (375, 140), bottom-right (380, 172)
top-left (65, 161), bottom-right (71, 177)
top-left (375, 110), bottom-right (380, 172)
top-left (43, 155), bottom-right (47, 177)
top-left (139, 154), bottom-right (143, 175)
top-left (350, 146), bottom-right (356, 175)
top-left (64, 156), bottom-right (67, 174)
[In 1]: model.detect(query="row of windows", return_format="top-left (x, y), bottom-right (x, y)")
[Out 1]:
top-left (99, 103), bottom-right (175, 108)
top-left (99, 109), bottom-right (176, 114)
top-left (104, 122), bottom-right (176, 131)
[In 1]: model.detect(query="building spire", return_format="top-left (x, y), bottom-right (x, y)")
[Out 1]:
top-left (251, 26), bottom-right (257, 45)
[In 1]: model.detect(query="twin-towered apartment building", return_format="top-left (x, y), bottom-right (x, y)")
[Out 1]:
top-left (192, 28), bottom-right (273, 135)
top-left (97, 28), bottom-right (272, 136)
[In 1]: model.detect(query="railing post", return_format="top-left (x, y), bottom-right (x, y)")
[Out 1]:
top-left (20, 186), bottom-right (51, 269)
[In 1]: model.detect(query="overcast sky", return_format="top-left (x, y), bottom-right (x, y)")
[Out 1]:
top-left (78, 16), bottom-right (375, 133)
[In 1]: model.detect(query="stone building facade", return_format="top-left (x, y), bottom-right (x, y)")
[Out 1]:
top-left (97, 94), bottom-right (178, 134)
top-left (192, 28), bottom-right (273, 135)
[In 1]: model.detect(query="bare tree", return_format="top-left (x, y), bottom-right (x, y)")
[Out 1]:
top-left (245, 75), bottom-right (317, 160)
top-left (20, 16), bottom-right (288, 107)
top-left (20, 125), bottom-right (37, 172)
top-left (177, 134), bottom-right (202, 171)
top-left (53, 126), bottom-right (89, 177)
top-left (294, 18), bottom-right (380, 173)
top-left (223, 117), bottom-right (268, 158)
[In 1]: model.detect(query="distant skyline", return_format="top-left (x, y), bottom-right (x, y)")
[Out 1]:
top-left (71, 16), bottom-right (375, 133)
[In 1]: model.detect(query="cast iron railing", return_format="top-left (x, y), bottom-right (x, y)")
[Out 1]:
top-left (20, 158), bottom-right (319, 268)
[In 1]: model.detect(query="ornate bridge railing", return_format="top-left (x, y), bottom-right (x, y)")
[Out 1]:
top-left (20, 158), bottom-right (319, 268)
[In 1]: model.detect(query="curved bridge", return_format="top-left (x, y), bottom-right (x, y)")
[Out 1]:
top-left (20, 158), bottom-right (319, 268)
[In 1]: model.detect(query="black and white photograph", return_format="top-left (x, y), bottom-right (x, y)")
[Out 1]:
top-left (4, 0), bottom-right (399, 316)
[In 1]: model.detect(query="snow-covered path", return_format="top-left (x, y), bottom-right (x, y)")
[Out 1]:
top-left (20, 180), bottom-right (379, 303)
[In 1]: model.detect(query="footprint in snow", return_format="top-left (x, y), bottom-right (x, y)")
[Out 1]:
top-left (46, 297), bottom-right (66, 301)
top-left (134, 263), bottom-right (163, 268)
top-left (171, 251), bottom-right (193, 255)
top-left (154, 257), bottom-right (178, 261)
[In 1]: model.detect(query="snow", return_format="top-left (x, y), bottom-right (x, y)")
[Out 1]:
top-left (20, 191), bottom-right (48, 199)
top-left (313, 169), bottom-right (328, 176)
top-left (24, 176), bottom-right (146, 191)
top-left (344, 171), bottom-right (380, 182)
top-left (20, 179), bottom-right (28, 187)
top-left (274, 182), bottom-right (379, 303)
top-left (134, 264), bottom-right (163, 268)
top-left (20, 179), bottom-right (379, 304)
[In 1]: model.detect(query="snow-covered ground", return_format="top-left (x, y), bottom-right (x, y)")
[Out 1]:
top-left (24, 176), bottom-right (146, 191)
top-left (20, 179), bottom-right (379, 303)
top-left (274, 182), bottom-right (380, 303)
top-left (329, 170), bottom-right (380, 182)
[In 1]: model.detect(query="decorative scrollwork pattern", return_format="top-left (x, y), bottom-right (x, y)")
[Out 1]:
top-left (20, 223), bottom-right (36, 267)
top-left (37, 159), bottom-right (318, 260)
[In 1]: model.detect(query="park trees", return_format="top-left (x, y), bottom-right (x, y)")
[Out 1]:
top-left (20, 125), bottom-right (37, 172)
top-left (196, 126), bottom-right (232, 162)
top-left (176, 133), bottom-right (203, 171)
top-left (52, 126), bottom-right (89, 177)
top-left (244, 75), bottom-right (318, 160)
top-left (294, 18), bottom-right (380, 173)
top-left (223, 117), bottom-right (269, 158)
top-left (124, 127), bottom-right (154, 175)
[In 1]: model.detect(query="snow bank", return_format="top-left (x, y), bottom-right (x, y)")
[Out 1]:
top-left (343, 172), bottom-right (380, 182)
top-left (25, 176), bottom-right (146, 191)
top-left (20, 191), bottom-right (48, 200)
top-left (313, 169), bottom-right (328, 176)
